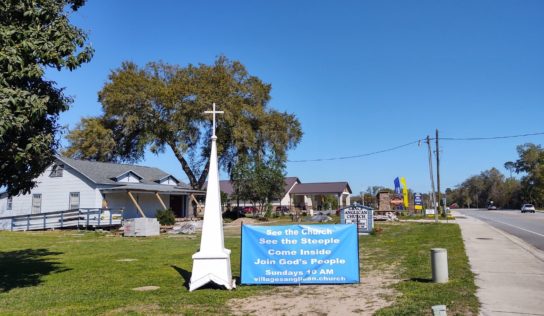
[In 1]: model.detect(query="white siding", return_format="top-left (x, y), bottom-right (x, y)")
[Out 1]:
top-left (159, 177), bottom-right (177, 185)
top-left (0, 164), bottom-right (99, 217)
top-left (280, 193), bottom-right (291, 206)
top-left (116, 172), bottom-right (141, 183)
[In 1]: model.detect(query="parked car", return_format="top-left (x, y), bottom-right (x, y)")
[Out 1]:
top-left (521, 204), bottom-right (536, 213)
top-left (243, 206), bottom-right (257, 214)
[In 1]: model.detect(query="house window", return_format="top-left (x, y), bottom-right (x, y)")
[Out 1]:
top-left (69, 192), bottom-right (80, 210)
top-left (7, 197), bottom-right (13, 210)
top-left (50, 164), bottom-right (64, 177)
top-left (31, 194), bottom-right (42, 214)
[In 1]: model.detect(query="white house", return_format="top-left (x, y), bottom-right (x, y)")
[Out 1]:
top-left (0, 156), bottom-right (204, 230)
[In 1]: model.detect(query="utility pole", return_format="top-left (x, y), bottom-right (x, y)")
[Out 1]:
top-left (435, 129), bottom-right (442, 217)
top-left (426, 135), bottom-right (438, 223)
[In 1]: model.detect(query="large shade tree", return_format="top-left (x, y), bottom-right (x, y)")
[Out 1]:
top-left (65, 57), bottom-right (302, 189)
top-left (0, 0), bottom-right (93, 195)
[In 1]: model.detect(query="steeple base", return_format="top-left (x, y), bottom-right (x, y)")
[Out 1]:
top-left (189, 249), bottom-right (236, 291)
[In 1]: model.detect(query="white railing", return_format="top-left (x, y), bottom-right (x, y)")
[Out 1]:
top-left (0, 208), bottom-right (124, 231)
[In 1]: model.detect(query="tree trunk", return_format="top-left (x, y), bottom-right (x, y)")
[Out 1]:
top-left (168, 141), bottom-right (198, 189)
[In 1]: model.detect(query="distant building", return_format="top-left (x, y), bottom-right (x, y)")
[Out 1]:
top-left (216, 177), bottom-right (352, 211)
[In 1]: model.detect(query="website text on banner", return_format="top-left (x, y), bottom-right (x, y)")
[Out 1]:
top-left (241, 224), bottom-right (359, 285)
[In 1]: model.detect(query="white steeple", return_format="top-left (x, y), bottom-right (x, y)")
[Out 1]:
top-left (189, 103), bottom-right (235, 291)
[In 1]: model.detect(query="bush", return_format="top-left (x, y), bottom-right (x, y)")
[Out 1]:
top-left (156, 208), bottom-right (176, 225)
top-left (222, 209), bottom-right (244, 220)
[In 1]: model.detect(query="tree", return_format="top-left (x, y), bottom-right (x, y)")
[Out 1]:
top-left (0, 0), bottom-right (93, 195)
top-left (63, 118), bottom-right (117, 162)
top-left (504, 161), bottom-right (515, 178)
top-left (64, 57), bottom-right (302, 189)
top-left (449, 167), bottom-right (522, 209)
top-left (230, 155), bottom-right (285, 213)
top-left (513, 143), bottom-right (544, 206)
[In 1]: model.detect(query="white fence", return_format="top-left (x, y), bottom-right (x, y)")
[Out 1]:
top-left (0, 208), bottom-right (124, 231)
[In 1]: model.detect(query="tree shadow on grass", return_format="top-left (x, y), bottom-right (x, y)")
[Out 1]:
top-left (408, 277), bottom-right (433, 283)
top-left (0, 248), bottom-right (69, 293)
top-left (171, 265), bottom-right (240, 291)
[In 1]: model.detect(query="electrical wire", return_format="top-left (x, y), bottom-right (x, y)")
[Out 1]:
top-left (439, 132), bottom-right (544, 141)
top-left (288, 140), bottom-right (422, 162)
top-left (288, 131), bottom-right (544, 163)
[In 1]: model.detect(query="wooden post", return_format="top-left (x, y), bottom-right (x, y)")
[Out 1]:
top-left (155, 192), bottom-right (168, 210)
top-left (190, 194), bottom-right (202, 217)
top-left (127, 191), bottom-right (146, 218)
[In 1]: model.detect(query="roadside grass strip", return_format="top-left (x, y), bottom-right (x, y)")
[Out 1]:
top-left (370, 223), bottom-right (479, 315)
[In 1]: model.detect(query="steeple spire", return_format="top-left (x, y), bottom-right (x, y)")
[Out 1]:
top-left (189, 103), bottom-right (235, 292)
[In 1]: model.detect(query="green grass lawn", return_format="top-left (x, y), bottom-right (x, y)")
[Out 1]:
top-left (368, 223), bottom-right (479, 316)
top-left (0, 222), bottom-right (478, 315)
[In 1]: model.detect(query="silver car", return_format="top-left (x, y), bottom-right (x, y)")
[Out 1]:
top-left (521, 204), bottom-right (536, 213)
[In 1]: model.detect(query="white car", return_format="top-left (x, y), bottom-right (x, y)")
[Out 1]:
top-left (521, 204), bottom-right (536, 213)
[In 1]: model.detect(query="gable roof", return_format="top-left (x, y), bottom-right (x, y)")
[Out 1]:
top-left (215, 177), bottom-right (301, 196)
top-left (291, 182), bottom-right (352, 195)
top-left (218, 180), bottom-right (234, 195)
top-left (283, 177), bottom-right (300, 193)
top-left (113, 170), bottom-right (143, 181)
top-left (57, 156), bottom-right (190, 188)
top-left (156, 175), bottom-right (181, 184)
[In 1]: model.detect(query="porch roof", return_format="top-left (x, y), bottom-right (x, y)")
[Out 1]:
top-left (100, 184), bottom-right (204, 195)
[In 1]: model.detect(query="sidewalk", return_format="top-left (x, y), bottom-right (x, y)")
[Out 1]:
top-left (453, 211), bottom-right (544, 316)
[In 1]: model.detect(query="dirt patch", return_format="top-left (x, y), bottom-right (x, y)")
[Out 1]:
top-left (227, 218), bottom-right (261, 227)
top-left (227, 270), bottom-right (398, 316)
top-left (132, 286), bottom-right (160, 291)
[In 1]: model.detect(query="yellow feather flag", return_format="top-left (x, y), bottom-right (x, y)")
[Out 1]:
top-left (400, 177), bottom-right (409, 209)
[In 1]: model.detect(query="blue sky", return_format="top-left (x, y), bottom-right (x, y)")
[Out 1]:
top-left (47, 0), bottom-right (544, 194)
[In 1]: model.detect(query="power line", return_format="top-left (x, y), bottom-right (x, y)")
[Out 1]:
top-left (287, 131), bottom-right (544, 163)
top-left (440, 132), bottom-right (544, 141)
top-left (288, 140), bottom-right (421, 162)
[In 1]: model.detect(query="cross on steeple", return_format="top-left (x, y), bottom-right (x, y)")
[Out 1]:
top-left (204, 103), bottom-right (224, 136)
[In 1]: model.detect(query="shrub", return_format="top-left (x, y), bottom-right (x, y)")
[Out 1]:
top-left (156, 208), bottom-right (176, 225)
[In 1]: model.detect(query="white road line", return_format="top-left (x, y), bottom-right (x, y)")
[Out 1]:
top-left (475, 215), bottom-right (544, 238)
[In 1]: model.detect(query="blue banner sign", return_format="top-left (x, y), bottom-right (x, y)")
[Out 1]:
top-left (241, 224), bottom-right (359, 285)
top-left (340, 205), bottom-right (374, 234)
top-left (414, 193), bottom-right (423, 210)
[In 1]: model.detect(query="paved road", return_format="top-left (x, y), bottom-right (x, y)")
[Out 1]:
top-left (457, 208), bottom-right (544, 251)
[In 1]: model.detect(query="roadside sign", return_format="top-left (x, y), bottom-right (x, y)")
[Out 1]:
top-left (340, 205), bottom-right (374, 234)
top-left (241, 224), bottom-right (359, 285)
top-left (414, 193), bottom-right (423, 210)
